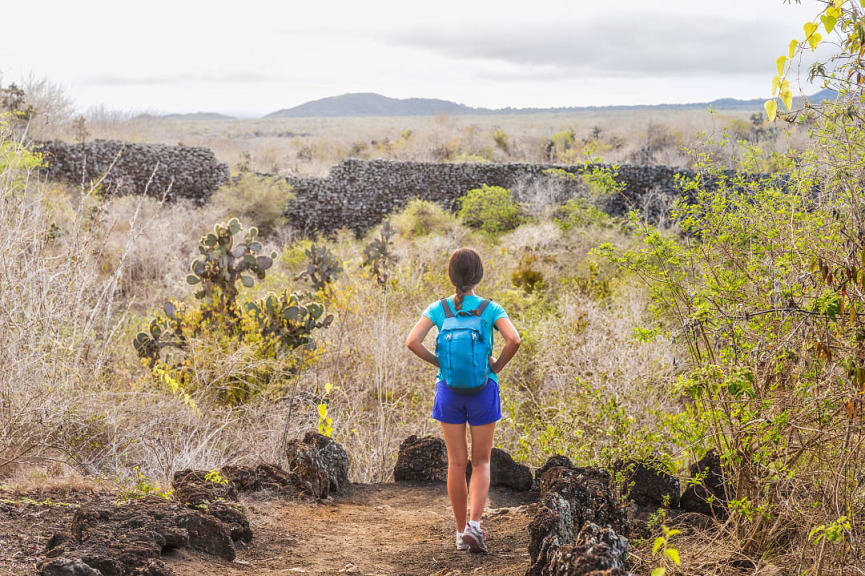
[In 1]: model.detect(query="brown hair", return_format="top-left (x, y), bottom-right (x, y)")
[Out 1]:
top-left (448, 248), bottom-right (484, 310)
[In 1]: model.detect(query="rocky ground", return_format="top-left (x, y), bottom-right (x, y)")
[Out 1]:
top-left (1, 482), bottom-right (535, 576)
top-left (0, 434), bottom-right (727, 576)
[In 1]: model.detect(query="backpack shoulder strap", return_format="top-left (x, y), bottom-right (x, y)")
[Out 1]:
top-left (473, 298), bottom-right (491, 317)
top-left (441, 298), bottom-right (455, 318)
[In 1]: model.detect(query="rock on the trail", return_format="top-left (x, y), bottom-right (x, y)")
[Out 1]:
top-left (173, 469), bottom-right (237, 506)
top-left (172, 433), bottom-right (350, 503)
top-left (537, 465), bottom-right (629, 534)
top-left (679, 449), bottom-right (730, 517)
top-left (284, 444), bottom-right (329, 498)
top-left (544, 522), bottom-right (630, 576)
top-left (131, 559), bottom-right (173, 576)
top-left (617, 460), bottom-right (681, 508)
top-left (528, 493), bottom-right (576, 576)
top-left (222, 462), bottom-right (295, 495)
top-left (394, 436), bottom-right (530, 488)
top-left (535, 455), bottom-right (574, 486)
top-left (39, 558), bottom-right (103, 576)
top-left (467, 447), bottom-right (533, 491)
top-left (528, 461), bottom-right (631, 576)
top-left (208, 500), bottom-right (253, 543)
top-left (299, 431), bottom-right (351, 494)
top-left (284, 432), bottom-right (351, 498)
top-left (37, 495), bottom-right (249, 576)
top-left (393, 435), bottom-right (448, 482)
top-left (176, 510), bottom-right (236, 560)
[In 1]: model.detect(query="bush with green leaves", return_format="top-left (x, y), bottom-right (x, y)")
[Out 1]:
top-left (582, 165), bottom-right (625, 199)
top-left (391, 199), bottom-right (455, 238)
top-left (600, 126), bottom-right (864, 565)
top-left (550, 130), bottom-right (575, 160)
top-left (555, 198), bottom-right (611, 231)
top-left (133, 218), bottom-right (332, 405)
top-left (457, 185), bottom-right (523, 234)
top-left (210, 174), bottom-right (294, 237)
top-left (403, 199), bottom-right (447, 236)
top-left (492, 129), bottom-right (510, 154)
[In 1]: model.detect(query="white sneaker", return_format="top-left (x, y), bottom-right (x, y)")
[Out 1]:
top-left (456, 531), bottom-right (469, 551)
top-left (461, 524), bottom-right (488, 553)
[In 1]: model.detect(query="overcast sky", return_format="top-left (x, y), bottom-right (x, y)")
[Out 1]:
top-left (1, 1), bottom-right (825, 117)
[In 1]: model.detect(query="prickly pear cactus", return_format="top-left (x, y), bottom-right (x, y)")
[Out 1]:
top-left (295, 244), bottom-right (342, 293)
top-left (187, 218), bottom-right (276, 313)
top-left (245, 291), bottom-right (334, 353)
top-left (362, 220), bottom-right (397, 287)
top-left (132, 301), bottom-right (185, 367)
top-left (133, 218), bottom-right (335, 404)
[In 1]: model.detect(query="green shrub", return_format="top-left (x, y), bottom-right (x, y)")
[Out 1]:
top-left (457, 185), bottom-right (523, 234)
top-left (281, 239), bottom-right (312, 271)
top-left (543, 168), bottom-right (578, 182)
top-left (582, 165), bottom-right (625, 199)
top-left (550, 130), bottom-right (575, 159)
top-left (492, 129), bottom-right (510, 154)
top-left (555, 198), bottom-right (611, 231)
top-left (210, 174), bottom-right (293, 237)
top-left (391, 199), bottom-right (455, 238)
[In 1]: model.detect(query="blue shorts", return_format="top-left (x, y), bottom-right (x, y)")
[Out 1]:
top-left (432, 379), bottom-right (502, 426)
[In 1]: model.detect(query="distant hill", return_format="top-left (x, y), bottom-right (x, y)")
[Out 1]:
top-left (265, 93), bottom-right (479, 118)
top-left (265, 90), bottom-right (839, 119)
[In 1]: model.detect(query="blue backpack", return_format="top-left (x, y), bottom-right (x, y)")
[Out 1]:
top-left (436, 298), bottom-right (492, 394)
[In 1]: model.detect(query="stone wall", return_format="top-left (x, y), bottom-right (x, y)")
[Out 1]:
top-left (32, 140), bottom-right (760, 235)
top-left (34, 139), bottom-right (230, 203)
top-left (282, 159), bottom-right (745, 236)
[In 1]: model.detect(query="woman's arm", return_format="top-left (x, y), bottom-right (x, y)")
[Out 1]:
top-left (405, 316), bottom-right (439, 368)
top-left (489, 317), bottom-right (521, 374)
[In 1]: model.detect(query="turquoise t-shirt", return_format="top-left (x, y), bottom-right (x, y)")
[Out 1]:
top-left (423, 295), bottom-right (509, 383)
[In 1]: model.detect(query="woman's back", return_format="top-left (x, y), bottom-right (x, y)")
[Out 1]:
top-left (423, 295), bottom-right (509, 383)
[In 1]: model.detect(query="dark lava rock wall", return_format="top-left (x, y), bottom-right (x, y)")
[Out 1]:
top-left (283, 159), bottom-right (756, 235)
top-left (33, 139), bottom-right (766, 237)
top-left (34, 139), bottom-right (230, 203)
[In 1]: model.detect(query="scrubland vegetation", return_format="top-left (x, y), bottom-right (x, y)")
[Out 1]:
top-left (35, 103), bottom-right (806, 177)
top-left (4, 2), bottom-right (865, 573)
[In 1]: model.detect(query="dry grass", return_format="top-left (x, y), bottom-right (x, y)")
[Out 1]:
top-left (35, 107), bottom-right (809, 177)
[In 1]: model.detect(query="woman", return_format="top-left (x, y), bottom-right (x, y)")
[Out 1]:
top-left (405, 247), bottom-right (521, 553)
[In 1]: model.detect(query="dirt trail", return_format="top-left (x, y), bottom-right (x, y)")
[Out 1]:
top-left (166, 483), bottom-right (536, 576)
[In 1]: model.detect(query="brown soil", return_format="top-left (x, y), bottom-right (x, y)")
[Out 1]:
top-left (1, 482), bottom-right (538, 576)
top-left (0, 484), bottom-right (118, 576)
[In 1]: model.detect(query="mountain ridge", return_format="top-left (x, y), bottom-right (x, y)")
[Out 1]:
top-left (264, 89), bottom-right (838, 119)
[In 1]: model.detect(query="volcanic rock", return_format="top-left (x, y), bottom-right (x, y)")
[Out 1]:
top-left (393, 435), bottom-right (448, 483)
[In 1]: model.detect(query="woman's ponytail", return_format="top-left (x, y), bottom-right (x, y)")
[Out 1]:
top-left (454, 287), bottom-right (466, 311)
top-left (448, 248), bottom-right (484, 311)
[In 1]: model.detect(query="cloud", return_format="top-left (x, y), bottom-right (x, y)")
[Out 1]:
top-left (386, 13), bottom-right (791, 78)
top-left (83, 71), bottom-right (283, 86)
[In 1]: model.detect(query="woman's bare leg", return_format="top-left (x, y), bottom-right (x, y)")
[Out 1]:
top-left (468, 422), bottom-right (496, 523)
top-left (440, 422), bottom-right (469, 532)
